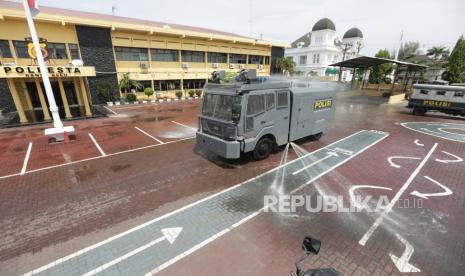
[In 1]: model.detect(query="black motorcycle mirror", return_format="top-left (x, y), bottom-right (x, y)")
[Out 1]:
top-left (302, 236), bottom-right (321, 255)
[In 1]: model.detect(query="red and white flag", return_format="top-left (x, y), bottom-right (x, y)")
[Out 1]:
top-left (27, 0), bottom-right (40, 17)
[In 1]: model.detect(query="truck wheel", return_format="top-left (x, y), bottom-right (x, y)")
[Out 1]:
top-left (253, 137), bottom-right (273, 160)
top-left (413, 107), bottom-right (427, 116)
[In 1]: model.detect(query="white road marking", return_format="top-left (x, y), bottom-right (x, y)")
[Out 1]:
top-left (349, 185), bottom-right (392, 209)
top-left (20, 142), bottom-right (32, 175)
top-left (435, 150), bottom-right (463, 163)
top-left (401, 122), bottom-right (465, 143)
top-left (171, 120), bottom-right (197, 130)
top-left (0, 136), bottom-right (195, 180)
top-left (359, 143), bottom-right (438, 246)
top-left (88, 133), bottom-right (106, 156)
top-left (413, 139), bottom-right (424, 147)
top-left (103, 106), bottom-right (118, 115)
top-left (292, 151), bottom-right (338, 175)
top-left (438, 127), bottom-right (465, 136)
top-left (135, 126), bottom-right (165, 144)
top-left (410, 176), bottom-right (453, 199)
top-left (82, 228), bottom-right (182, 276)
top-left (145, 211), bottom-right (260, 275)
top-left (25, 130), bottom-right (383, 275)
top-left (387, 156), bottom-right (421, 168)
top-left (389, 233), bottom-right (421, 273)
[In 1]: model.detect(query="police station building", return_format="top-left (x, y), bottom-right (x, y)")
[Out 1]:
top-left (0, 0), bottom-right (286, 125)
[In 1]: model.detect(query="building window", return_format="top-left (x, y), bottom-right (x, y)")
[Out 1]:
top-left (207, 52), bottom-right (227, 63)
top-left (229, 54), bottom-right (246, 64)
top-left (299, 55), bottom-right (307, 65)
top-left (114, 46), bottom-right (149, 61)
top-left (46, 42), bottom-right (68, 59)
top-left (181, 50), bottom-right (205, 62)
top-left (314, 54), bottom-right (320, 63)
top-left (248, 55), bottom-right (263, 64)
top-left (151, 49), bottom-right (179, 62)
top-left (264, 56), bottom-right (270, 65)
top-left (154, 80), bottom-right (181, 91)
top-left (13, 40), bottom-right (29, 58)
top-left (0, 40), bottom-right (12, 58)
top-left (68, 44), bottom-right (81, 60)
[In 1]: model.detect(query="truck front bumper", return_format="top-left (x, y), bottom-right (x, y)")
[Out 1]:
top-left (196, 132), bottom-right (241, 159)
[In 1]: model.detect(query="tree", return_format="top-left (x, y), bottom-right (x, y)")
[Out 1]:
top-left (398, 41), bottom-right (420, 61)
top-left (442, 36), bottom-right (465, 83)
top-left (427, 46), bottom-right (448, 60)
top-left (369, 49), bottom-right (393, 84)
top-left (119, 73), bottom-right (142, 93)
top-left (275, 57), bottom-right (295, 75)
top-left (144, 87), bottom-right (154, 100)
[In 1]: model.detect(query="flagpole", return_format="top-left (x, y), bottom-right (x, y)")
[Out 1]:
top-left (22, 0), bottom-right (63, 129)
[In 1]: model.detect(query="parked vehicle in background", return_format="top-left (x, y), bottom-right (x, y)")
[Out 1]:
top-left (408, 84), bottom-right (465, 116)
top-left (196, 70), bottom-right (344, 160)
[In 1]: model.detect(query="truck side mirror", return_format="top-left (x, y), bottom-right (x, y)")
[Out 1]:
top-left (302, 236), bottom-right (321, 255)
top-left (231, 104), bottom-right (241, 123)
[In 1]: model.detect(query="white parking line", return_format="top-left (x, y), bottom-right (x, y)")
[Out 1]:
top-left (103, 106), bottom-right (118, 115)
top-left (134, 127), bottom-right (164, 144)
top-left (20, 142), bottom-right (32, 175)
top-left (88, 133), bottom-right (106, 156)
top-left (358, 142), bottom-right (438, 246)
top-left (171, 121), bottom-right (197, 130)
top-left (0, 136), bottom-right (195, 180)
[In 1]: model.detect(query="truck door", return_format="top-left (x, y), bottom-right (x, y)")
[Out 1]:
top-left (274, 89), bottom-right (291, 145)
top-left (244, 92), bottom-right (268, 140)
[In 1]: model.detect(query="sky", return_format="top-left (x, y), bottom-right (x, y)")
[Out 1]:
top-left (34, 0), bottom-right (465, 56)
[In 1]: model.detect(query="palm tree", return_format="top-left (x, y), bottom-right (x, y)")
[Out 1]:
top-left (276, 57), bottom-right (295, 75)
top-left (426, 46), bottom-right (448, 60)
top-left (119, 73), bottom-right (142, 93)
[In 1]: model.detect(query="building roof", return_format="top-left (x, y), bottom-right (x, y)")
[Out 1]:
top-left (343, 27), bottom-right (363, 39)
top-left (0, 0), bottom-right (289, 48)
top-left (330, 56), bottom-right (428, 70)
top-left (290, 32), bottom-right (311, 48)
top-left (312, 18), bottom-right (336, 32)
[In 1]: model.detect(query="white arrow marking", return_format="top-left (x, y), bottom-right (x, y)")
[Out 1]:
top-left (410, 176), bottom-right (453, 199)
top-left (359, 143), bottom-right (438, 246)
top-left (389, 233), bottom-right (421, 273)
top-left (82, 227), bottom-right (182, 276)
top-left (387, 156), bottom-right (421, 168)
top-left (413, 139), bottom-right (424, 147)
top-left (349, 185), bottom-right (392, 209)
top-left (435, 150), bottom-right (463, 163)
top-left (292, 151), bottom-right (338, 175)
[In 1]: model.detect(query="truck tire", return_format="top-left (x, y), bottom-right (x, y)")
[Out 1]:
top-left (253, 137), bottom-right (273, 160)
top-left (413, 107), bottom-right (427, 116)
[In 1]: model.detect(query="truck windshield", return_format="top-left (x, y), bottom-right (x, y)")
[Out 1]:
top-left (202, 93), bottom-right (242, 122)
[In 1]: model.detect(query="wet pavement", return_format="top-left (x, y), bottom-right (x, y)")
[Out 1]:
top-left (0, 92), bottom-right (464, 275)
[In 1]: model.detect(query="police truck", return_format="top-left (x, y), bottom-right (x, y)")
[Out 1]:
top-left (196, 70), bottom-right (343, 160)
top-left (408, 84), bottom-right (465, 116)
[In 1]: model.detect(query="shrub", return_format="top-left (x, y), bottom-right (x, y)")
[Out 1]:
top-left (126, 93), bottom-right (137, 102)
top-left (188, 90), bottom-right (195, 98)
top-left (175, 90), bottom-right (183, 99)
top-left (144, 87), bottom-right (154, 99)
top-left (195, 89), bottom-right (202, 97)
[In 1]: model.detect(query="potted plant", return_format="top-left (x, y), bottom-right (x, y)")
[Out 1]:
top-left (195, 89), bottom-right (202, 98)
top-left (144, 87), bottom-right (154, 102)
top-left (175, 90), bottom-right (183, 100)
top-left (188, 90), bottom-right (195, 98)
top-left (126, 93), bottom-right (137, 103)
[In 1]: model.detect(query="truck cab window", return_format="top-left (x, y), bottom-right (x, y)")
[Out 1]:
top-left (266, 93), bottom-right (275, 110)
top-left (277, 91), bottom-right (288, 108)
top-left (247, 94), bottom-right (265, 115)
